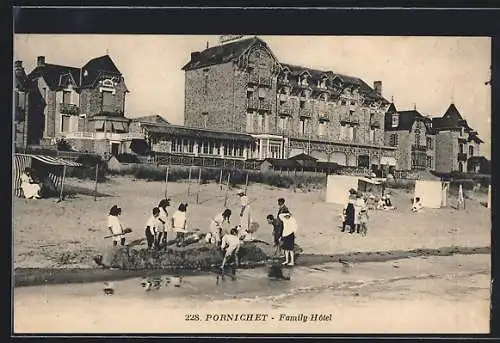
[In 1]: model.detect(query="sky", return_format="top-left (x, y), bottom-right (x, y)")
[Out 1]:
top-left (14, 35), bottom-right (491, 157)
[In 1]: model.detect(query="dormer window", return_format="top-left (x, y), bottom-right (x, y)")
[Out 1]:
top-left (392, 114), bottom-right (399, 128)
top-left (300, 75), bottom-right (308, 86)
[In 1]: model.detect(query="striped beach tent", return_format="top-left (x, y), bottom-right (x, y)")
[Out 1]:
top-left (13, 153), bottom-right (82, 198)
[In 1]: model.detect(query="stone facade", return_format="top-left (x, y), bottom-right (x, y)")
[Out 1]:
top-left (434, 131), bottom-right (455, 173)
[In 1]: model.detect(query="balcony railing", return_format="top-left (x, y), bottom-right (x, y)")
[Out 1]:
top-left (411, 144), bottom-right (427, 152)
top-left (247, 99), bottom-right (259, 111)
top-left (248, 74), bottom-right (272, 87)
top-left (279, 107), bottom-right (292, 116)
top-left (299, 108), bottom-right (312, 118)
top-left (339, 113), bottom-right (359, 125)
top-left (259, 101), bottom-right (272, 112)
top-left (61, 131), bottom-right (144, 141)
top-left (59, 103), bottom-right (80, 115)
top-left (458, 152), bottom-right (468, 161)
top-left (318, 114), bottom-right (330, 122)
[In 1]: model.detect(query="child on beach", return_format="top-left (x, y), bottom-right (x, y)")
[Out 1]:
top-left (172, 203), bottom-right (188, 247)
top-left (107, 205), bottom-right (125, 247)
top-left (266, 214), bottom-right (284, 256)
top-left (220, 227), bottom-right (241, 270)
top-left (412, 197), bottom-right (423, 212)
top-left (278, 211), bottom-right (298, 266)
top-left (157, 198), bottom-right (170, 249)
top-left (145, 207), bottom-right (161, 250)
top-left (207, 209), bottom-right (232, 245)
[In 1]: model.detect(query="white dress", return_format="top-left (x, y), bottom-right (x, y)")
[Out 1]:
top-left (107, 215), bottom-right (124, 242)
top-left (20, 173), bottom-right (41, 199)
top-left (239, 196), bottom-right (252, 232)
top-left (172, 210), bottom-right (188, 233)
top-left (158, 207), bottom-right (169, 233)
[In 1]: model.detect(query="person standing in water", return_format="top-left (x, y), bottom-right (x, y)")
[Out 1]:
top-left (172, 203), bottom-right (188, 247)
top-left (278, 210), bottom-right (298, 266)
top-left (266, 214), bottom-right (283, 256)
top-left (145, 207), bottom-right (161, 250)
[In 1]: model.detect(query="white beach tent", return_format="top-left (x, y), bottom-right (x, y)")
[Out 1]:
top-left (326, 175), bottom-right (360, 205)
top-left (414, 180), bottom-right (450, 209)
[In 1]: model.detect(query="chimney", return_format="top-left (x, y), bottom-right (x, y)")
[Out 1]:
top-left (206, 41), bottom-right (209, 49)
top-left (191, 51), bottom-right (200, 60)
top-left (373, 81), bottom-right (382, 96)
top-left (37, 56), bottom-right (45, 67)
top-left (15, 60), bottom-right (23, 69)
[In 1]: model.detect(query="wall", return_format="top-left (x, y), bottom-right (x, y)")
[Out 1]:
top-left (184, 62), bottom-right (238, 131)
top-left (434, 131), bottom-right (454, 173)
top-left (65, 138), bottom-right (110, 155)
top-left (79, 80), bottom-right (127, 117)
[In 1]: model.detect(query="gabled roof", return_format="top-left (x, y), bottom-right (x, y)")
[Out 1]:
top-left (28, 63), bottom-right (81, 91)
top-left (432, 103), bottom-right (473, 131)
top-left (384, 109), bottom-right (431, 132)
top-left (132, 115), bottom-right (170, 126)
top-left (81, 55), bottom-right (122, 88)
top-left (182, 36), bottom-right (266, 71)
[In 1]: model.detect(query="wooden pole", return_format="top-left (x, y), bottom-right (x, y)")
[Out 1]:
top-left (93, 163), bottom-right (99, 201)
top-left (187, 166), bottom-right (193, 195)
top-left (196, 167), bottom-right (202, 204)
top-left (219, 169), bottom-right (223, 190)
top-left (59, 165), bottom-right (67, 202)
top-left (164, 166), bottom-right (169, 199)
top-left (245, 172), bottom-right (249, 194)
top-left (224, 172), bottom-right (231, 207)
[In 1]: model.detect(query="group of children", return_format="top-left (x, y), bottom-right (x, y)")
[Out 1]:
top-left (341, 188), bottom-right (369, 236)
top-left (265, 198), bottom-right (298, 266)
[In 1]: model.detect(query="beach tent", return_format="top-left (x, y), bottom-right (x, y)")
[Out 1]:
top-left (413, 180), bottom-right (450, 209)
top-left (13, 153), bottom-right (82, 200)
top-left (357, 177), bottom-right (383, 194)
top-left (326, 175), bottom-right (360, 205)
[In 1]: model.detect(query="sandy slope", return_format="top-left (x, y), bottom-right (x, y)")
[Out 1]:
top-left (12, 176), bottom-right (491, 269)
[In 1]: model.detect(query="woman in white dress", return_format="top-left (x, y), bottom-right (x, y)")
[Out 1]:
top-left (278, 211), bottom-right (298, 266)
top-left (20, 168), bottom-right (41, 199)
top-left (107, 205), bottom-right (125, 247)
top-left (157, 198), bottom-right (170, 249)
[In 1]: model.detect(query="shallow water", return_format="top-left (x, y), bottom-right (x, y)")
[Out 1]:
top-left (14, 254), bottom-right (491, 334)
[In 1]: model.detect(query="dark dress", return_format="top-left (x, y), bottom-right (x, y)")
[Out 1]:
top-left (272, 218), bottom-right (283, 246)
top-left (344, 202), bottom-right (355, 229)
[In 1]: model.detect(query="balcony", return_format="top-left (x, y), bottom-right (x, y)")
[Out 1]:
top-left (247, 98), bottom-right (259, 111)
top-left (248, 74), bottom-right (272, 87)
top-left (259, 101), bottom-right (272, 112)
top-left (62, 131), bottom-right (144, 141)
top-left (339, 113), bottom-right (359, 125)
top-left (318, 113), bottom-right (330, 122)
top-left (458, 152), bottom-right (468, 162)
top-left (299, 108), bottom-right (312, 118)
top-left (59, 103), bottom-right (80, 115)
top-left (411, 144), bottom-right (427, 152)
top-left (278, 106), bottom-right (292, 116)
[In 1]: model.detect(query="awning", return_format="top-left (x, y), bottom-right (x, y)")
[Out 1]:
top-left (17, 154), bottom-right (82, 167)
top-left (358, 177), bottom-right (381, 185)
top-left (380, 156), bottom-right (396, 166)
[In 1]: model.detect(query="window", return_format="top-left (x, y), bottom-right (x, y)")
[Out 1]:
top-left (340, 125), bottom-right (347, 140)
top-left (246, 112), bottom-right (254, 132)
top-left (264, 114), bottom-right (269, 132)
top-left (279, 117), bottom-right (287, 132)
top-left (341, 99), bottom-right (346, 106)
top-left (300, 119), bottom-right (306, 135)
top-left (369, 129), bottom-right (375, 143)
top-left (426, 156), bottom-right (433, 169)
top-left (63, 90), bottom-right (71, 104)
top-left (202, 112), bottom-right (208, 128)
top-left (391, 114), bottom-right (399, 128)
top-left (187, 140), bottom-right (194, 153)
top-left (258, 87), bottom-right (266, 99)
top-left (469, 146), bottom-right (474, 156)
top-left (42, 87), bottom-right (47, 101)
top-left (458, 162), bottom-right (464, 173)
top-left (257, 114), bottom-right (264, 132)
top-left (318, 121), bottom-right (326, 136)
top-left (247, 90), bottom-right (253, 99)
top-left (414, 128), bottom-right (421, 146)
top-left (389, 133), bottom-right (399, 147)
top-left (202, 141), bottom-right (209, 154)
top-left (426, 137), bottom-right (433, 150)
top-left (61, 115), bottom-right (70, 132)
top-left (300, 100), bottom-right (306, 109)
top-left (459, 143), bottom-right (464, 154)
top-left (350, 126), bottom-right (355, 142)
top-left (102, 90), bottom-right (114, 111)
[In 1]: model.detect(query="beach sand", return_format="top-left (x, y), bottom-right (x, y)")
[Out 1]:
top-left (12, 176), bottom-right (491, 333)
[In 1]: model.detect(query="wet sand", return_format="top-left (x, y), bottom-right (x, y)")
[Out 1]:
top-left (14, 254), bottom-right (490, 333)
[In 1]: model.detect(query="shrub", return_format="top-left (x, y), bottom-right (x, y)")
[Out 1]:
top-left (66, 154), bottom-right (108, 182)
top-left (56, 137), bottom-right (72, 151)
